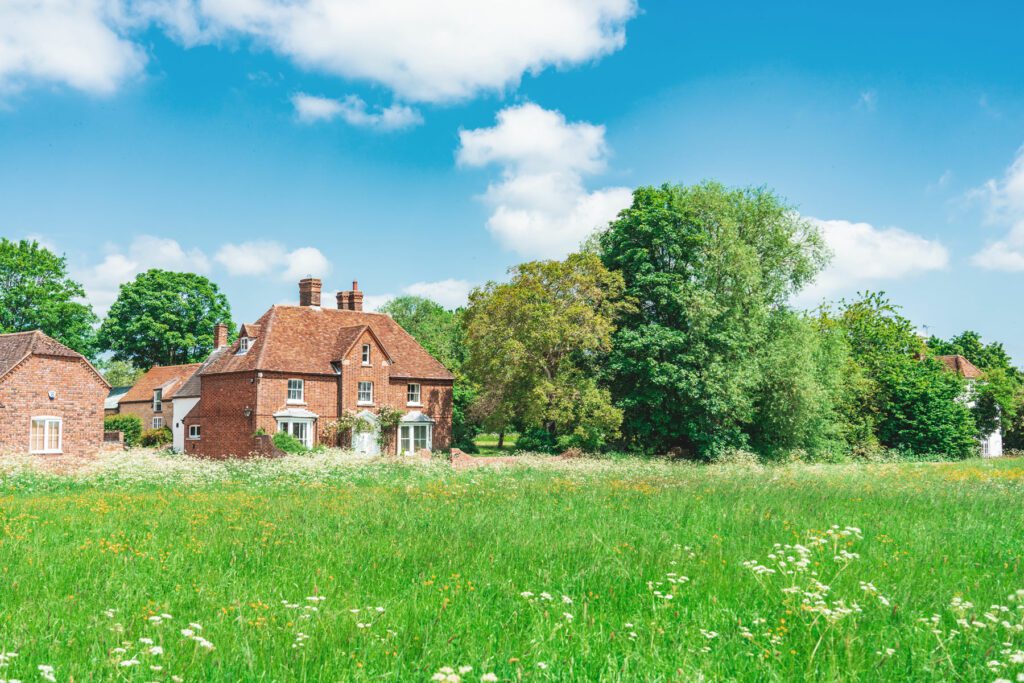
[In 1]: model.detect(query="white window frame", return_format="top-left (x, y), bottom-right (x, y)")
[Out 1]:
top-left (287, 378), bottom-right (305, 403)
top-left (276, 418), bottom-right (314, 449)
top-left (361, 344), bottom-right (371, 366)
top-left (398, 423), bottom-right (432, 455)
top-left (153, 388), bottom-right (163, 413)
top-left (188, 424), bottom-right (201, 440)
top-left (29, 416), bottom-right (63, 455)
top-left (407, 383), bottom-right (422, 406)
top-left (357, 381), bottom-right (374, 405)
top-left (152, 416), bottom-right (164, 429)
top-left (238, 337), bottom-right (251, 355)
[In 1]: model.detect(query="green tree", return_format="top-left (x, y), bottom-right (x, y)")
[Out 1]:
top-left (98, 269), bottom-right (233, 368)
top-left (597, 182), bottom-right (828, 456)
top-left (464, 253), bottom-right (628, 451)
top-left (96, 359), bottom-right (145, 387)
top-left (379, 296), bottom-right (462, 369)
top-left (0, 238), bottom-right (98, 356)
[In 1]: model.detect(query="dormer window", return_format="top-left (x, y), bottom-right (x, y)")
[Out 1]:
top-left (361, 344), bottom-right (371, 366)
top-left (238, 337), bottom-right (252, 354)
top-left (153, 388), bottom-right (163, 413)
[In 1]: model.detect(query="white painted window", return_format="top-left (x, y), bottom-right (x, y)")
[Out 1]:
top-left (287, 378), bottom-right (304, 403)
top-left (277, 419), bottom-right (313, 448)
top-left (361, 344), bottom-right (371, 366)
top-left (153, 388), bottom-right (163, 413)
top-left (30, 417), bottom-right (62, 454)
top-left (152, 416), bottom-right (164, 429)
top-left (238, 337), bottom-right (251, 354)
top-left (407, 383), bottom-right (421, 405)
top-left (188, 424), bottom-right (201, 440)
top-left (398, 424), bottom-right (431, 455)
top-left (357, 381), bottom-right (374, 405)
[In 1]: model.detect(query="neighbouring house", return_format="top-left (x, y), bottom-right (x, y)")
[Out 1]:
top-left (117, 363), bottom-right (202, 436)
top-left (936, 354), bottom-right (1003, 457)
top-left (170, 340), bottom-right (229, 453)
top-left (104, 386), bottom-right (131, 415)
top-left (0, 330), bottom-right (109, 456)
top-left (183, 278), bottom-right (454, 457)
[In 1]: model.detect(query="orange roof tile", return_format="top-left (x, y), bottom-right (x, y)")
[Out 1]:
top-left (935, 354), bottom-right (985, 379)
top-left (121, 363), bottom-right (202, 403)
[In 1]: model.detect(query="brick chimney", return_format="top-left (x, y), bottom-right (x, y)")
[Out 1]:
top-left (336, 280), bottom-right (363, 311)
top-left (299, 278), bottom-right (322, 307)
top-left (213, 323), bottom-right (229, 349)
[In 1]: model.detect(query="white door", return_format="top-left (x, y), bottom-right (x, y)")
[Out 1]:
top-left (351, 428), bottom-right (379, 455)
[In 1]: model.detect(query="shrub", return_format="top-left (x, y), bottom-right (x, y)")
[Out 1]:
top-left (104, 414), bottom-right (143, 447)
top-left (272, 430), bottom-right (307, 454)
top-left (516, 428), bottom-right (558, 454)
top-left (140, 426), bottom-right (172, 448)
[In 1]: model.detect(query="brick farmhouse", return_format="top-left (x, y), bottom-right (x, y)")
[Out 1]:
top-left (0, 331), bottom-right (109, 456)
top-left (182, 279), bottom-right (454, 457)
top-left (116, 363), bottom-right (201, 434)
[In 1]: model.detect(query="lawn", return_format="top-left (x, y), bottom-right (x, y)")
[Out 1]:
top-left (473, 432), bottom-right (519, 456)
top-left (0, 451), bottom-right (1021, 681)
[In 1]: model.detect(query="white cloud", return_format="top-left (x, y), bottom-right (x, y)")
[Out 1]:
top-left (798, 218), bottom-right (949, 303)
top-left (457, 103), bottom-right (632, 258)
top-left (402, 279), bottom-right (473, 309)
top-left (291, 93), bottom-right (422, 130)
top-left (4, 0), bottom-right (635, 102)
top-left (77, 235), bottom-right (211, 313)
top-left (969, 146), bottom-right (1024, 271)
top-left (360, 294), bottom-right (394, 313)
top-left (215, 240), bottom-right (330, 280)
top-left (0, 0), bottom-right (146, 95)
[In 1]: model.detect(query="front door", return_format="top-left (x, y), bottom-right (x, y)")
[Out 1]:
top-left (351, 427), bottom-right (380, 455)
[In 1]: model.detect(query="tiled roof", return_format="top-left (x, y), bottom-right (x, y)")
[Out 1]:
top-left (0, 330), bottom-right (106, 384)
top-left (175, 347), bottom-right (229, 398)
top-left (935, 354), bottom-right (985, 379)
top-left (121, 363), bottom-right (202, 403)
top-left (201, 305), bottom-right (453, 380)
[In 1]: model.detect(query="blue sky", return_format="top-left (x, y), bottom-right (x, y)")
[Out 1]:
top-left (2, 1), bottom-right (1024, 358)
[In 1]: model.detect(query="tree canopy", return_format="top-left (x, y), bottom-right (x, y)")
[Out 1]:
top-left (98, 269), bottom-right (234, 369)
top-left (0, 238), bottom-right (98, 356)
top-left (379, 296), bottom-right (463, 370)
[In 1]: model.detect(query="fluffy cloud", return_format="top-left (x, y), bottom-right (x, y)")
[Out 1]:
top-left (291, 93), bottom-right (422, 130)
top-left (402, 279), bottom-right (473, 309)
top-left (457, 103), bottom-right (632, 258)
top-left (0, 0), bottom-right (146, 95)
top-left (3, 0), bottom-right (636, 102)
top-left (215, 241), bottom-right (330, 280)
top-left (799, 218), bottom-right (949, 302)
top-left (970, 146), bottom-right (1024, 271)
top-left (77, 235), bottom-right (211, 313)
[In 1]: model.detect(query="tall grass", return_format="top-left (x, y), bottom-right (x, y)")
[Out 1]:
top-left (0, 451), bottom-right (1021, 681)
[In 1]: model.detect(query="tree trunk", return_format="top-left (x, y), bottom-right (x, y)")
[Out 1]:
top-left (497, 431), bottom-right (505, 449)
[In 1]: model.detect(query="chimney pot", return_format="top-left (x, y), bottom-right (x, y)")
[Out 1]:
top-left (352, 280), bottom-right (359, 291)
top-left (299, 278), bottom-right (322, 307)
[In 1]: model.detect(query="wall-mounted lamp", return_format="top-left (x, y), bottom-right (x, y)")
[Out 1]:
top-left (243, 406), bottom-right (253, 418)
top-left (48, 390), bottom-right (56, 400)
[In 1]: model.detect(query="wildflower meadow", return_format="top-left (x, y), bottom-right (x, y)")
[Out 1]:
top-left (0, 450), bottom-right (1021, 681)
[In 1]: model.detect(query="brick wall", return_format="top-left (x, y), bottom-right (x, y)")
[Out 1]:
top-left (184, 372), bottom-right (257, 458)
top-left (119, 398), bottom-right (174, 432)
top-left (0, 355), bottom-right (108, 456)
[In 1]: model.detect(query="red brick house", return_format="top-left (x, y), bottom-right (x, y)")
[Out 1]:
top-left (0, 331), bottom-right (109, 456)
top-left (183, 278), bottom-right (454, 457)
top-left (117, 363), bottom-right (202, 432)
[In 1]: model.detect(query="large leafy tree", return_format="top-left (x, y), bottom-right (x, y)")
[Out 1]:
top-left (0, 238), bottom-right (98, 356)
top-left (98, 269), bottom-right (233, 368)
top-left (597, 182), bottom-right (828, 456)
top-left (463, 252), bottom-right (629, 451)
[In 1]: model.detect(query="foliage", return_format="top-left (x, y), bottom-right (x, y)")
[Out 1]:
top-left (379, 296), bottom-right (463, 370)
top-left (103, 414), bottom-right (143, 447)
top-left (376, 406), bottom-right (404, 451)
top-left (97, 359), bottom-right (145, 387)
top-left (451, 382), bottom-right (480, 453)
top-left (597, 182), bottom-right (828, 457)
top-left (323, 412), bottom-right (375, 448)
top-left (98, 269), bottom-right (233, 368)
top-left (272, 430), bottom-right (307, 454)
top-left (0, 238), bottom-right (98, 357)
top-left (140, 426), bottom-right (173, 448)
top-left (464, 252), bottom-right (629, 450)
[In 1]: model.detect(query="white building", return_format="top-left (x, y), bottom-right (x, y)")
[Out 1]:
top-left (936, 354), bottom-right (1003, 457)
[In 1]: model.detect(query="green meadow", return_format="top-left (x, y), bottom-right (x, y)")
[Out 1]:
top-left (0, 451), bottom-right (1021, 682)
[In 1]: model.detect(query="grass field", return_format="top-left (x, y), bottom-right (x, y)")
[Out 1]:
top-left (473, 433), bottom-right (519, 456)
top-left (0, 451), bottom-right (1021, 681)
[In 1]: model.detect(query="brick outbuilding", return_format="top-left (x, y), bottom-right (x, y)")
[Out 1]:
top-left (117, 363), bottom-right (201, 432)
top-left (0, 331), bottom-right (109, 456)
top-left (183, 279), bottom-right (454, 457)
